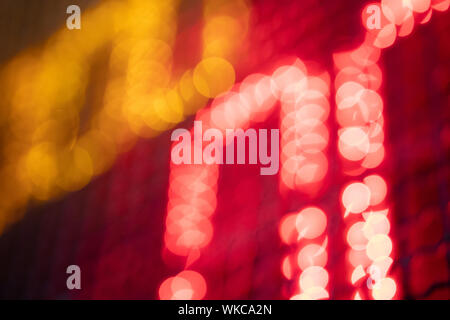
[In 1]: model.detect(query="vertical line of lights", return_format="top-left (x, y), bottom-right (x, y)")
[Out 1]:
top-left (161, 60), bottom-right (332, 299)
top-left (159, 72), bottom-right (277, 299)
top-left (276, 61), bottom-right (331, 300)
top-left (335, 0), bottom-right (449, 300)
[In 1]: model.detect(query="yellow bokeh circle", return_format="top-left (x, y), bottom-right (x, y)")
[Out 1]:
top-left (193, 57), bottom-right (235, 98)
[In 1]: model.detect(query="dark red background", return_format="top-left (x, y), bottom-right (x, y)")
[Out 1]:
top-left (0, 0), bottom-right (448, 299)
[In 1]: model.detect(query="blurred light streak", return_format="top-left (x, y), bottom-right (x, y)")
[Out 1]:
top-left (0, 0), bottom-right (250, 234)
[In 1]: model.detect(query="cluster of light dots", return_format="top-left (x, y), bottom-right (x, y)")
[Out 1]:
top-left (161, 59), bottom-right (332, 299)
top-left (158, 270), bottom-right (207, 300)
top-left (362, 0), bottom-right (449, 49)
top-left (274, 61), bottom-right (331, 299)
top-left (0, 0), bottom-right (249, 233)
top-left (164, 162), bottom-right (218, 258)
top-left (160, 0), bottom-right (449, 300)
top-left (0, 0), bottom-right (447, 298)
top-left (335, 0), bottom-right (448, 300)
top-left (277, 61), bottom-right (330, 194)
top-left (160, 66), bottom-right (283, 300)
top-left (342, 178), bottom-right (395, 300)
top-left (279, 207), bottom-right (329, 300)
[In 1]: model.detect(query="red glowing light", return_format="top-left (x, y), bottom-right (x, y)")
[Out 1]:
top-left (363, 175), bottom-right (387, 206)
top-left (297, 243), bottom-right (328, 270)
top-left (295, 207), bottom-right (327, 240)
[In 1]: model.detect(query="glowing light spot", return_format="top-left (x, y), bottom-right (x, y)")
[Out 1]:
top-left (381, 0), bottom-right (412, 25)
top-left (338, 127), bottom-right (370, 161)
top-left (348, 249), bottom-right (371, 268)
top-left (159, 277), bottom-right (175, 300)
top-left (193, 57), bottom-right (235, 98)
top-left (282, 256), bottom-right (294, 280)
top-left (279, 213), bottom-right (298, 244)
top-left (342, 182), bottom-right (371, 214)
top-left (294, 153), bottom-right (328, 186)
top-left (302, 286), bottom-right (329, 300)
top-left (347, 222), bottom-right (368, 250)
top-left (366, 234), bottom-right (393, 260)
top-left (418, 8), bottom-right (433, 24)
top-left (271, 64), bottom-right (306, 99)
top-left (299, 266), bottom-right (329, 291)
top-left (432, 0), bottom-right (450, 11)
top-left (57, 145), bottom-right (93, 192)
top-left (363, 175), bottom-right (387, 205)
top-left (336, 82), bottom-right (365, 106)
top-left (297, 243), bottom-right (328, 270)
top-left (363, 213), bottom-right (390, 239)
top-left (171, 276), bottom-right (193, 299)
top-left (351, 265), bottom-right (366, 284)
top-left (372, 277), bottom-right (396, 300)
top-left (370, 256), bottom-right (394, 278)
top-left (398, 14), bottom-right (415, 37)
top-left (295, 207), bottom-right (327, 240)
top-left (372, 23), bottom-right (397, 49)
top-left (25, 143), bottom-right (59, 199)
top-left (362, 144), bottom-right (385, 168)
top-left (410, 0), bottom-right (431, 13)
top-left (177, 270), bottom-right (207, 300)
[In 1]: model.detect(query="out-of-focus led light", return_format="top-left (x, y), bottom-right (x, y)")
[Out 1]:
top-left (372, 277), bottom-right (397, 300)
top-left (381, 0), bottom-right (413, 25)
top-left (366, 234), bottom-right (393, 260)
top-left (363, 174), bottom-right (387, 205)
top-left (338, 127), bottom-right (371, 161)
top-left (348, 249), bottom-right (371, 268)
top-left (193, 57), bottom-right (236, 98)
top-left (370, 256), bottom-right (394, 278)
top-left (297, 243), bottom-right (328, 270)
top-left (363, 213), bottom-right (390, 239)
top-left (282, 256), bottom-right (295, 280)
top-left (347, 222), bottom-right (369, 250)
top-left (279, 213), bottom-right (299, 244)
top-left (342, 182), bottom-right (371, 214)
top-left (299, 266), bottom-right (329, 292)
top-left (351, 265), bottom-right (366, 284)
top-left (295, 207), bottom-right (327, 240)
top-left (159, 270), bottom-right (206, 300)
top-left (432, 0), bottom-right (450, 11)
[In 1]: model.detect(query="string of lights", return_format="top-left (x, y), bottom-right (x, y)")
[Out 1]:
top-left (161, 0), bottom-right (449, 300)
top-left (335, 0), bottom-right (449, 300)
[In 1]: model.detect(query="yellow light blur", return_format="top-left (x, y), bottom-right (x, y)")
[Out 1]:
top-left (0, 0), bottom-right (249, 234)
top-left (193, 57), bottom-right (235, 98)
